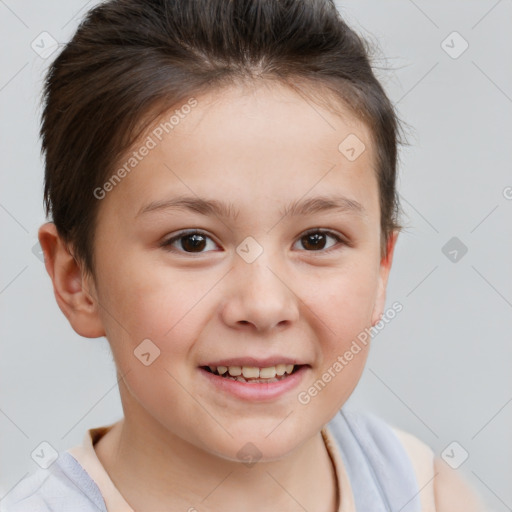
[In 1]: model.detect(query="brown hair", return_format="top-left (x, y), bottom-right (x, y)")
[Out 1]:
top-left (40, 0), bottom-right (407, 280)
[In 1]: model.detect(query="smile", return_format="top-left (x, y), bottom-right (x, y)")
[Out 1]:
top-left (202, 364), bottom-right (298, 383)
top-left (198, 364), bottom-right (309, 401)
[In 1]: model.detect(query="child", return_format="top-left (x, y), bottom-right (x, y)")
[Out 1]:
top-left (2, 0), bottom-right (485, 510)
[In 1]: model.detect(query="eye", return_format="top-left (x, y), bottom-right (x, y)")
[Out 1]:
top-left (160, 230), bottom-right (218, 254)
top-left (293, 229), bottom-right (346, 253)
top-left (160, 228), bottom-right (348, 255)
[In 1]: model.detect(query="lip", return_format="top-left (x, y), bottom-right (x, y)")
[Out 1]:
top-left (199, 357), bottom-right (305, 368)
top-left (198, 364), bottom-right (309, 402)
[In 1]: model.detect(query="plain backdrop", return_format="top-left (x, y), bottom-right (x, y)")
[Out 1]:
top-left (1, 0), bottom-right (511, 509)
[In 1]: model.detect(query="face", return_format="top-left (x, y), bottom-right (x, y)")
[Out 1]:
top-left (83, 82), bottom-right (397, 461)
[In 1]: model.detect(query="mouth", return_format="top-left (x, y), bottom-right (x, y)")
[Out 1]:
top-left (198, 362), bottom-right (310, 401)
top-left (199, 363), bottom-right (307, 384)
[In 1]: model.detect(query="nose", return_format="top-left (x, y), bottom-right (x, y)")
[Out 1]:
top-left (220, 255), bottom-right (300, 333)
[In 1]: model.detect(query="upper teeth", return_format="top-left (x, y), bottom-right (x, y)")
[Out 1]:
top-left (209, 364), bottom-right (295, 378)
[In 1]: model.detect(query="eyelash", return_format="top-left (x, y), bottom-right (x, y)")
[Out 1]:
top-left (160, 228), bottom-right (348, 255)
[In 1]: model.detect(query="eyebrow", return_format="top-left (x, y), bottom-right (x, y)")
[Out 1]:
top-left (136, 194), bottom-right (367, 220)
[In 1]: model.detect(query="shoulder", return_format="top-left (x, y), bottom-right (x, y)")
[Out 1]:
top-left (390, 426), bottom-right (436, 510)
top-left (331, 408), bottom-right (486, 511)
top-left (0, 453), bottom-right (107, 512)
top-left (0, 470), bottom-right (50, 512)
top-left (391, 426), bottom-right (485, 511)
top-left (432, 456), bottom-right (486, 511)
top-left (327, 407), bottom-right (426, 510)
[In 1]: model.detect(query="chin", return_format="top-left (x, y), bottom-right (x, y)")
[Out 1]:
top-left (206, 430), bottom-right (303, 465)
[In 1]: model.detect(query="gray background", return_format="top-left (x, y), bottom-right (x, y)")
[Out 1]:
top-left (1, 0), bottom-right (511, 509)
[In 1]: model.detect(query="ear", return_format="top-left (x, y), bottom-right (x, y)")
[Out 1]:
top-left (38, 222), bottom-right (105, 338)
top-left (371, 230), bottom-right (399, 327)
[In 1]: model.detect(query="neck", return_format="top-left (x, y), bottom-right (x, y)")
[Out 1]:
top-left (94, 415), bottom-right (339, 512)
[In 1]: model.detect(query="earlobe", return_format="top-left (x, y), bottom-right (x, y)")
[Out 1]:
top-left (371, 230), bottom-right (400, 327)
top-left (38, 222), bottom-right (105, 338)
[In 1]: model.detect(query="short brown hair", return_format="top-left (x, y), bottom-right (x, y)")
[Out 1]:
top-left (40, 0), bottom-right (407, 279)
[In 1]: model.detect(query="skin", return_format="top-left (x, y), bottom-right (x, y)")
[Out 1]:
top-left (38, 81), bottom-right (483, 511)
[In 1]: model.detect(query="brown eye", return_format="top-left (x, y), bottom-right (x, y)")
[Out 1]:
top-left (295, 230), bottom-right (345, 252)
top-left (161, 231), bottom-right (217, 253)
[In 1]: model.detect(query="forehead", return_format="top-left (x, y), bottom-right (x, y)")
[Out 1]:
top-left (99, 81), bottom-right (379, 223)
top-left (167, 81), bottom-right (372, 158)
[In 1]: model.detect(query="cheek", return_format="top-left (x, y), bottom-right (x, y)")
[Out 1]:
top-left (302, 263), bottom-right (377, 391)
top-left (307, 262), bottom-right (379, 330)
top-left (305, 279), bottom-right (373, 411)
top-left (96, 255), bottom-right (218, 366)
